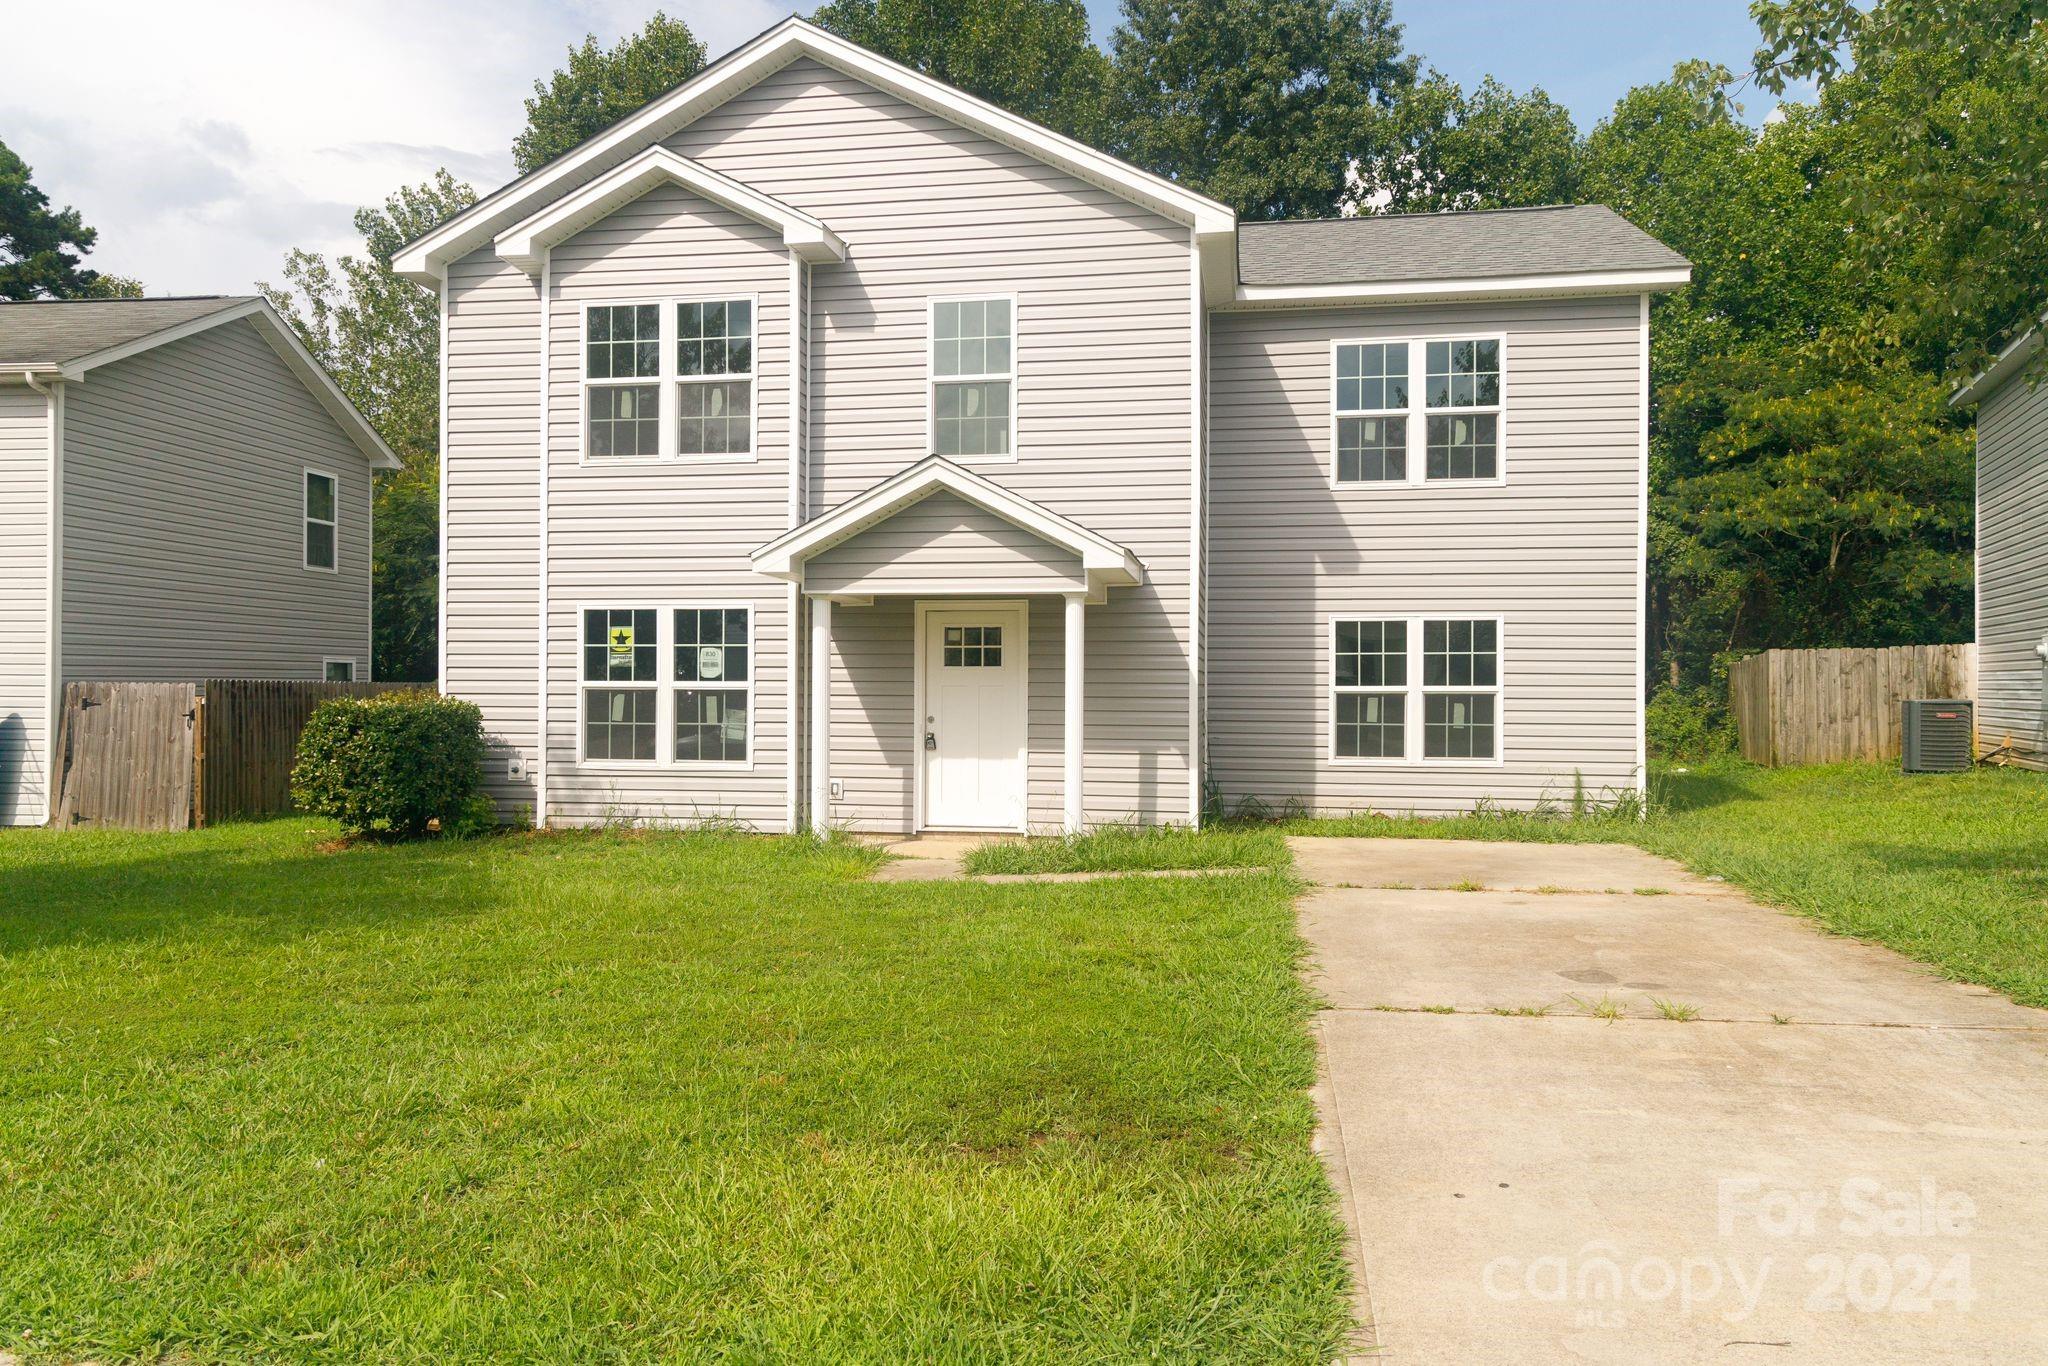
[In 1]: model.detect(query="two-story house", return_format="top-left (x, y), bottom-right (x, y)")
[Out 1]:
top-left (394, 18), bottom-right (1689, 833)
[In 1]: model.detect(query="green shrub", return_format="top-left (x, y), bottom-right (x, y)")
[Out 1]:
top-left (291, 690), bottom-right (487, 838)
top-left (1645, 684), bottom-right (1738, 762)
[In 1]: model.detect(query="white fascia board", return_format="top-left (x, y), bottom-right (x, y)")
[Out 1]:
top-left (493, 146), bottom-right (846, 275)
top-left (751, 456), bottom-right (1143, 595)
top-left (54, 299), bottom-right (399, 470)
top-left (1952, 322), bottom-right (2044, 407)
top-left (1222, 265), bottom-right (1694, 309)
top-left (392, 17), bottom-right (1234, 284)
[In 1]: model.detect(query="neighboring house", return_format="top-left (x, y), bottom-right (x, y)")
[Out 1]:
top-left (0, 297), bottom-right (400, 826)
top-left (1955, 325), bottom-right (2048, 770)
top-left (393, 17), bottom-right (1690, 834)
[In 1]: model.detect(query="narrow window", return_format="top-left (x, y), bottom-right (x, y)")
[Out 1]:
top-left (323, 659), bottom-right (356, 683)
top-left (932, 298), bottom-right (1012, 457)
top-left (1333, 343), bottom-right (1408, 483)
top-left (676, 299), bottom-right (752, 456)
top-left (1332, 619), bottom-right (1407, 757)
top-left (1422, 618), bottom-right (1500, 758)
top-left (581, 607), bottom-right (659, 761)
top-left (1424, 340), bottom-right (1501, 481)
top-left (304, 470), bottom-right (337, 570)
top-left (673, 607), bottom-right (751, 763)
top-left (585, 304), bottom-right (662, 459)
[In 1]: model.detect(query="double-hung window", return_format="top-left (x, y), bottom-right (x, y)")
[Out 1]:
top-left (585, 304), bottom-right (662, 459)
top-left (1330, 616), bottom-right (1502, 762)
top-left (931, 297), bottom-right (1013, 458)
top-left (304, 469), bottom-right (337, 571)
top-left (579, 605), bottom-right (753, 766)
top-left (675, 299), bottom-right (752, 456)
top-left (1332, 336), bottom-right (1503, 485)
top-left (673, 607), bottom-right (750, 763)
top-left (582, 607), bottom-right (659, 762)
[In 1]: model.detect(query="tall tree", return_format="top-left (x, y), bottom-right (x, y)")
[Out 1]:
top-left (1750, 0), bottom-right (2048, 377)
top-left (514, 11), bottom-right (708, 174)
top-left (811, 0), bottom-right (1111, 143)
top-left (1109, 0), bottom-right (1416, 219)
top-left (1381, 73), bottom-right (1582, 212)
top-left (262, 172), bottom-right (477, 682)
top-left (0, 138), bottom-right (140, 300)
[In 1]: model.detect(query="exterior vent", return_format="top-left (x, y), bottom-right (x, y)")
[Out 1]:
top-left (1901, 699), bottom-right (1973, 774)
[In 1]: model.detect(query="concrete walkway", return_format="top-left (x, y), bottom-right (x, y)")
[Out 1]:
top-left (1294, 837), bottom-right (2048, 1364)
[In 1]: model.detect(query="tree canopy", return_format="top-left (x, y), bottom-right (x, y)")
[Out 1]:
top-left (0, 138), bottom-right (140, 300)
top-left (514, 11), bottom-right (708, 174)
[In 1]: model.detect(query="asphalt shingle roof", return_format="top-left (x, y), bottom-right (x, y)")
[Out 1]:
top-left (1237, 205), bottom-right (1688, 287)
top-left (0, 296), bottom-right (254, 367)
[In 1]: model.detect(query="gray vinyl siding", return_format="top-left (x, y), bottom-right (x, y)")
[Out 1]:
top-left (59, 319), bottom-right (372, 681)
top-left (1208, 295), bottom-right (1644, 813)
top-left (803, 491), bottom-right (1085, 596)
top-left (440, 53), bottom-right (1197, 832)
top-left (543, 183), bottom-right (793, 828)
top-left (666, 56), bottom-right (1194, 831)
top-left (444, 252), bottom-right (543, 814)
top-left (1974, 373), bottom-right (2048, 768)
top-left (0, 384), bottom-right (50, 826)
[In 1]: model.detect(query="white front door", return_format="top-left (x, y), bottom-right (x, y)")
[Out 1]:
top-left (921, 604), bottom-right (1028, 830)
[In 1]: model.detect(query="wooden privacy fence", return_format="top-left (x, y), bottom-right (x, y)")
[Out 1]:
top-left (1728, 645), bottom-right (1977, 767)
top-left (53, 679), bottom-right (412, 829)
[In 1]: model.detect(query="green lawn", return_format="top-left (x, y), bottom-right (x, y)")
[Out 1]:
top-left (982, 762), bottom-right (2048, 1007)
top-left (0, 824), bottom-right (1350, 1362)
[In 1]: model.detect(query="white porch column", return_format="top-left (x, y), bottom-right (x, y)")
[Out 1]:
top-left (809, 596), bottom-right (832, 835)
top-left (1064, 592), bottom-right (1085, 835)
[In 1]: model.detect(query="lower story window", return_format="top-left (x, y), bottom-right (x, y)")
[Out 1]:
top-left (582, 607), bottom-right (658, 762)
top-left (323, 658), bottom-right (356, 683)
top-left (1332, 615), bottom-right (1501, 762)
top-left (673, 607), bottom-right (750, 763)
top-left (585, 688), bottom-right (657, 761)
top-left (675, 689), bottom-right (747, 762)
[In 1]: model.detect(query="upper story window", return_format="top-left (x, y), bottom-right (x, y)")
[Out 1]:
top-left (1333, 336), bottom-right (1504, 486)
top-left (304, 469), bottom-right (337, 571)
top-left (586, 304), bottom-right (662, 459)
top-left (931, 297), bottom-right (1013, 458)
top-left (583, 299), bottom-right (756, 462)
top-left (676, 300), bottom-right (752, 456)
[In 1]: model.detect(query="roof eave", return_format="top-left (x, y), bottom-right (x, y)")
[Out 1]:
top-left (1952, 323), bottom-right (2044, 407)
top-left (1223, 265), bottom-right (1692, 310)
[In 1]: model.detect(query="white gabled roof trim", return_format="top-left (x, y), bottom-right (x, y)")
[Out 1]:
top-left (1952, 321), bottom-right (2044, 406)
top-left (53, 299), bottom-right (400, 470)
top-left (494, 146), bottom-right (846, 275)
top-left (1222, 265), bottom-right (1694, 309)
top-left (751, 455), bottom-right (1145, 600)
top-left (392, 16), bottom-right (1234, 284)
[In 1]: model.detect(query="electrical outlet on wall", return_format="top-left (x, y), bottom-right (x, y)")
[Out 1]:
top-left (829, 779), bottom-right (844, 799)
top-left (509, 752), bottom-right (528, 780)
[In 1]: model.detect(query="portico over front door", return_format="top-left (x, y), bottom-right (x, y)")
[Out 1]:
top-left (919, 602), bottom-right (1027, 831)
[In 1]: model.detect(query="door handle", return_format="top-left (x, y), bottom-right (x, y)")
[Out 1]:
top-left (924, 731), bottom-right (937, 750)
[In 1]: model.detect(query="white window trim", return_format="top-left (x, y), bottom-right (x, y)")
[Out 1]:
top-left (303, 466), bottom-right (339, 573)
top-left (1328, 333), bottom-right (1508, 489)
top-left (573, 601), bottom-right (758, 773)
top-left (926, 292), bottom-right (1019, 464)
top-left (1327, 614), bottom-right (1506, 768)
top-left (577, 297), bottom-right (761, 466)
top-left (322, 657), bottom-right (357, 683)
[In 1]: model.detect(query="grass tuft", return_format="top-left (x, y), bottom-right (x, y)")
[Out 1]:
top-left (963, 823), bottom-right (1288, 876)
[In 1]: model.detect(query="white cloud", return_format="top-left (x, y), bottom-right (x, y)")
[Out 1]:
top-left (2, 0), bottom-right (790, 295)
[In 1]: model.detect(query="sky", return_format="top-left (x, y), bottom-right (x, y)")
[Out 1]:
top-left (3, 1), bottom-right (1794, 298)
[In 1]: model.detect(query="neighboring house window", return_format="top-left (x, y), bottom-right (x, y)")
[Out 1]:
top-left (1333, 344), bottom-right (1408, 483)
top-left (582, 607), bottom-right (658, 762)
top-left (932, 297), bottom-right (1013, 457)
top-left (1424, 340), bottom-right (1501, 481)
top-left (673, 607), bottom-right (750, 763)
top-left (304, 470), bottom-right (337, 570)
top-left (1422, 618), bottom-right (1500, 758)
top-left (1331, 336), bottom-right (1504, 485)
top-left (585, 304), bottom-right (662, 459)
top-left (676, 299), bottom-right (752, 456)
top-left (1331, 616), bottom-right (1502, 762)
top-left (324, 659), bottom-right (356, 683)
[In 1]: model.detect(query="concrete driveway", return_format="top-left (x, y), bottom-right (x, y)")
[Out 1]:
top-left (1294, 838), bottom-right (2048, 1364)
